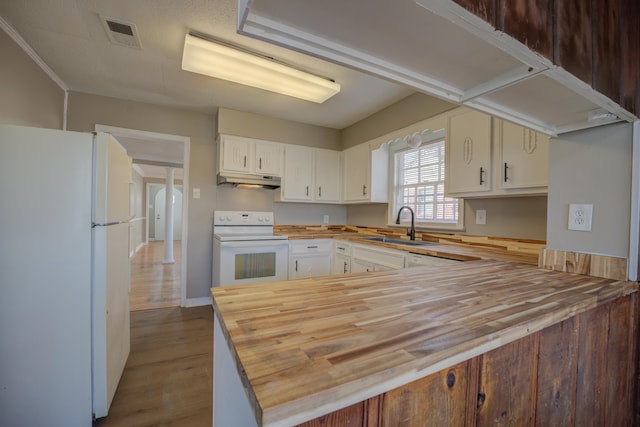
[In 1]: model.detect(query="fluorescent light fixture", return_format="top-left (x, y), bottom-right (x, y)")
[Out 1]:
top-left (181, 34), bottom-right (340, 103)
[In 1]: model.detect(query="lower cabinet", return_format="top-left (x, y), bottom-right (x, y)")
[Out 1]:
top-left (333, 253), bottom-right (351, 275)
top-left (351, 243), bottom-right (406, 271)
top-left (297, 292), bottom-right (639, 427)
top-left (289, 239), bottom-right (332, 279)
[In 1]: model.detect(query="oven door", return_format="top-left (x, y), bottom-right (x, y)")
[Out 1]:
top-left (213, 239), bottom-right (289, 286)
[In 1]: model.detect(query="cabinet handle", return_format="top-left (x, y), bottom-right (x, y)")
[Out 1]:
top-left (343, 261), bottom-right (348, 274)
top-left (362, 184), bottom-right (367, 196)
top-left (306, 245), bottom-right (318, 249)
top-left (504, 162), bottom-right (509, 182)
top-left (295, 260), bottom-right (298, 272)
top-left (243, 155), bottom-right (247, 168)
top-left (306, 185), bottom-right (309, 196)
top-left (479, 167), bottom-right (485, 185)
top-left (318, 186), bottom-right (322, 197)
top-left (259, 158), bottom-right (262, 170)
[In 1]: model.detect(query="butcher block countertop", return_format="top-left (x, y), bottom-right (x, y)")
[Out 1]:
top-left (274, 225), bottom-right (545, 265)
top-left (210, 259), bottom-right (638, 426)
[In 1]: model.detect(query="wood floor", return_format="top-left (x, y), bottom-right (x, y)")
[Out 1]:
top-left (95, 306), bottom-right (213, 427)
top-left (130, 241), bottom-right (181, 311)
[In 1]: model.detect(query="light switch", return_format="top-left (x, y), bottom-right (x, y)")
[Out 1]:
top-left (193, 188), bottom-right (200, 199)
top-left (568, 204), bottom-right (593, 231)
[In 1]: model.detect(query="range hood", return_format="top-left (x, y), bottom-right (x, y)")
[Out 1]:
top-left (216, 172), bottom-right (281, 189)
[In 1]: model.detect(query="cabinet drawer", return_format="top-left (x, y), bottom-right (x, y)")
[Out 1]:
top-left (334, 240), bottom-right (351, 256)
top-left (289, 239), bottom-right (332, 255)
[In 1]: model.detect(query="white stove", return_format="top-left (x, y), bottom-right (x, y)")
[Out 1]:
top-left (212, 211), bottom-right (289, 287)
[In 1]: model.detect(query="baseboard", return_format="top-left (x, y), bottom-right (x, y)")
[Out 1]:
top-left (184, 297), bottom-right (212, 308)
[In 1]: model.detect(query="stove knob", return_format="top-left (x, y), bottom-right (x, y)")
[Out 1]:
top-left (217, 216), bottom-right (224, 222)
top-left (226, 216), bottom-right (232, 221)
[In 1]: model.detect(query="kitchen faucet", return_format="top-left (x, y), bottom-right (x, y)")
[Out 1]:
top-left (395, 206), bottom-right (416, 240)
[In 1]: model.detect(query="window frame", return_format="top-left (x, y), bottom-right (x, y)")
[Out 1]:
top-left (388, 130), bottom-right (464, 230)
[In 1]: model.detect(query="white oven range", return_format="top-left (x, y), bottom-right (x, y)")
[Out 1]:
top-left (212, 211), bottom-right (288, 287)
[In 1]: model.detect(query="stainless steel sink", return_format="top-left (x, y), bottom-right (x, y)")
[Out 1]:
top-left (362, 237), bottom-right (436, 246)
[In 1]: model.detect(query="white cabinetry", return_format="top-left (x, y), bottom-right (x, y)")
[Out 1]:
top-left (280, 145), bottom-right (314, 201)
top-left (218, 134), bottom-right (282, 176)
top-left (350, 243), bottom-right (405, 271)
top-left (278, 146), bottom-right (341, 203)
top-left (332, 240), bottom-right (351, 275)
top-left (314, 149), bottom-right (341, 202)
top-left (342, 143), bottom-right (388, 203)
top-left (445, 108), bottom-right (493, 197)
top-left (289, 239), bottom-right (332, 279)
top-left (495, 119), bottom-right (549, 193)
top-left (445, 109), bottom-right (549, 198)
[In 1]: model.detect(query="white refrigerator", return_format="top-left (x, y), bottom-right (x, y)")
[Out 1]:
top-left (0, 124), bottom-right (133, 426)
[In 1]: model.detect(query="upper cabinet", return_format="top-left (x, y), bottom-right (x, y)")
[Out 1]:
top-left (496, 119), bottom-right (549, 191)
top-left (342, 143), bottom-right (388, 203)
top-left (445, 108), bottom-right (548, 198)
top-left (445, 109), bottom-right (493, 196)
top-left (277, 145), bottom-right (341, 203)
top-left (314, 149), bottom-right (341, 202)
top-left (218, 134), bottom-right (282, 176)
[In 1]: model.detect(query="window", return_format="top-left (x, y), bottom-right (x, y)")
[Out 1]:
top-left (390, 132), bottom-right (462, 229)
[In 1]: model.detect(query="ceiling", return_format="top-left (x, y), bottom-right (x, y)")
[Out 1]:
top-left (0, 0), bottom-right (422, 177)
top-left (2, 0), bottom-right (631, 173)
top-left (239, 0), bottom-right (634, 135)
top-left (0, 0), bottom-right (415, 131)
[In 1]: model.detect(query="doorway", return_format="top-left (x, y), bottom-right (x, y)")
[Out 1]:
top-left (95, 124), bottom-right (190, 309)
top-left (148, 184), bottom-right (183, 241)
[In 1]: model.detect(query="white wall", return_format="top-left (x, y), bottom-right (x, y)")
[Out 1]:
top-left (546, 122), bottom-right (633, 257)
top-left (0, 27), bottom-right (64, 129)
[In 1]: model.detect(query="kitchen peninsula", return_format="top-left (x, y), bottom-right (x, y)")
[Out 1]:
top-left (211, 258), bottom-right (639, 426)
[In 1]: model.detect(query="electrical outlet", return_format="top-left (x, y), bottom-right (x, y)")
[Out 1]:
top-left (568, 204), bottom-right (593, 231)
top-left (475, 209), bottom-right (486, 225)
top-left (192, 188), bottom-right (200, 199)
top-left (323, 215), bottom-right (329, 224)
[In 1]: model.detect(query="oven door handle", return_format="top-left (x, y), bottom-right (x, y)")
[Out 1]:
top-left (218, 240), bottom-right (289, 249)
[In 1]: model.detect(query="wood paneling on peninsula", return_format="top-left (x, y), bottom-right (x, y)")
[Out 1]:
top-left (452, 0), bottom-right (640, 116)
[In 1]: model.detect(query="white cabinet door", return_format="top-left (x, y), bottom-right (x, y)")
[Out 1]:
top-left (220, 135), bottom-right (252, 173)
top-left (343, 143), bottom-right (369, 202)
top-left (282, 145), bottom-right (314, 201)
top-left (445, 109), bottom-right (492, 196)
top-left (351, 258), bottom-right (374, 273)
top-left (342, 143), bottom-right (388, 203)
top-left (290, 255), bottom-right (332, 279)
top-left (315, 149), bottom-right (341, 202)
top-left (332, 253), bottom-right (351, 275)
top-left (255, 141), bottom-right (282, 176)
top-left (497, 120), bottom-right (549, 190)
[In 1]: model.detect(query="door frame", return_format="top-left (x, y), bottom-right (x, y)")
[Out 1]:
top-left (95, 124), bottom-right (191, 307)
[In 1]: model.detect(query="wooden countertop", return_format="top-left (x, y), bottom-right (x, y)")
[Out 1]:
top-left (210, 260), bottom-right (638, 426)
top-left (274, 225), bottom-right (545, 265)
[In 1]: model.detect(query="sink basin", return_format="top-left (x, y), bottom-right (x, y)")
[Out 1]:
top-left (362, 237), bottom-right (436, 246)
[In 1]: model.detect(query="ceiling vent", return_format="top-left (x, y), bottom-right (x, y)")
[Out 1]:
top-left (100, 16), bottom-right (142, 49)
